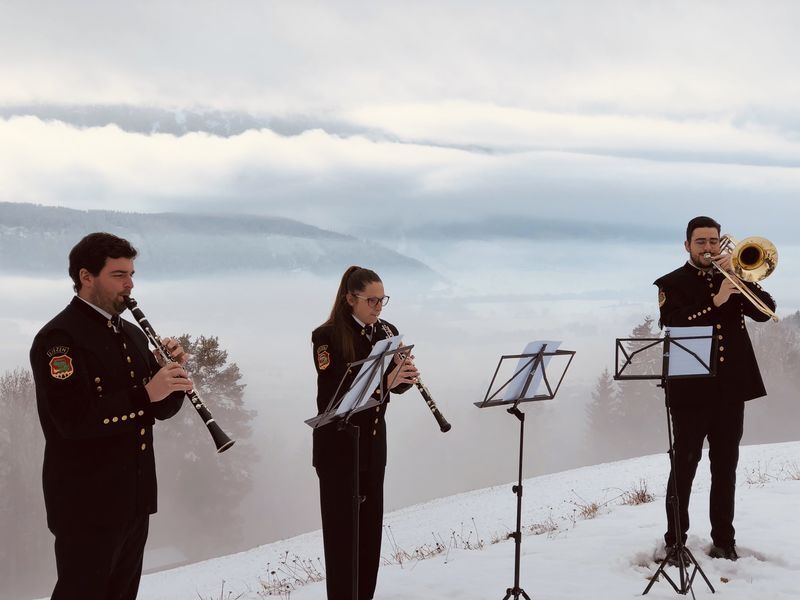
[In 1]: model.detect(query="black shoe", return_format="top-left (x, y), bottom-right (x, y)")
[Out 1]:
top-left (709, 544), bottom-right (738, 561)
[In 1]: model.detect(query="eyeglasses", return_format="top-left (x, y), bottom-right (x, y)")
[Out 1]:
top-left (355, 295), bottom-right (390, 308)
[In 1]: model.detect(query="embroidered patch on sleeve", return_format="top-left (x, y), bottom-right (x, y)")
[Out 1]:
top-left (316, 345), bottom-right (330, 371)
top-left (49, 354), bottom-right (74, 380)
top-left (658, 289), bottom-right (666, 307)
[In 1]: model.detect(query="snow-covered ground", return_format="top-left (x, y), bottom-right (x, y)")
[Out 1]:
top-left (133, 441), bottom-right (799, 599)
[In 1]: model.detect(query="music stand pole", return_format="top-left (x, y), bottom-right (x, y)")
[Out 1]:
top-left (340, 419), bottom-right (361, 600)
top-left (501, 349), bottom-right (544, 600)
top-left (504, 404), bottom-right (532, 600)
top-left (641, 331), bottom-right (715, 597)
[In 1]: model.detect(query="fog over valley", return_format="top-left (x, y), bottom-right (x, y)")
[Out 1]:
top-left (2, 205), bottom-right (799, 598)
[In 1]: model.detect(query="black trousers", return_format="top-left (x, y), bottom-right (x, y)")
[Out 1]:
top-left (664, 399), bottom-right (744, 548)
top-left (317, 465), bottom-right (385, 600)
top-left (50, 514), bottom-right (149, 600)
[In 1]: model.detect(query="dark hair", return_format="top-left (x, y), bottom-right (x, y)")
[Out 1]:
top-left (68, 232), bottom-right (138, 292)
top-left (323, 266), bottom-right (382, 362)
top-left (686, 216), bottom-right (721, 242)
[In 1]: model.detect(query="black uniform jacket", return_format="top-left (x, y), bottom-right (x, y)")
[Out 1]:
top-left (654, 262), bottom-right (776, 408)
top-left (30, 297), bottom-right (184, 530)
top-left (311, 318), bottom-right (411, 471)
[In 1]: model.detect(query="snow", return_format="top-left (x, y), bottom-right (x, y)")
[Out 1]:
top-left (62, 442), bottom-right (800, 599)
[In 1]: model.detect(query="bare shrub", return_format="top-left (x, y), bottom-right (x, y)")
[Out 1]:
top-left (197, 581), bottom-right (244, 600)
top-left (744, 462), bottom-right (775, 486)
top-left (382, 525), bottom-right (446, 567)
top-left (381, 518), bottom-right (486, 567)
top-left (569, 491), bottom-right (604, 520)
top-left (781, 461), bottom-right (800, 481)
top-left (259, 552), bottom-right (325, 598)
top-left (527, 516), bottom-right (559, 537)
top-left (620, 479), bottom-right (655, 506)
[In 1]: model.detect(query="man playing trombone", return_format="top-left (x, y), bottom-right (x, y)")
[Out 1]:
top-left (653, 216), bottom-right (776, 562)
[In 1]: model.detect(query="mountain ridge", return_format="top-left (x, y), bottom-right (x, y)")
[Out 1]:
top-left (0, 202), bottom-right (436, 278)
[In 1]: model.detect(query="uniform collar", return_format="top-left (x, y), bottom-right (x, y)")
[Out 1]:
top-left (352, 314), bottom-right (378, 338)
top-left (684, 260), bottom-right (713, 275)
top-left (70, 296), bottom-right (121, 331)
top-left (76, 295), bottom-right (114, 320)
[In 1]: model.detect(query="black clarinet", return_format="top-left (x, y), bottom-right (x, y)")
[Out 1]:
top-left (124, 296), bottom-right (235, 453)
top-left (414, 377), bottom-right (452, 433)
top-left (378, 320), bottom-right (452, 433)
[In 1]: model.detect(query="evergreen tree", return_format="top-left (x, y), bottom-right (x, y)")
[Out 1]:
top-left (745, 311), bottom-right (800, 443)
top-left (149, 334), bottom-right (257, 562)
top-left (584, 368), bottom-right (625, 462)
top-left (750, 310), bottom-right (800, 381)
top-left (0, 369), bottom-right (53, 600)
top-left (614, 316), bottom-right (666, 458)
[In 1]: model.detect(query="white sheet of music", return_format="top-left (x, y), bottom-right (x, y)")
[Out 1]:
top-left (666, 326), bottom-right (713, 377)
top-left (502, 340), bottom-right (561, 401)
top-left (336, 334), bottom-right (404, 416)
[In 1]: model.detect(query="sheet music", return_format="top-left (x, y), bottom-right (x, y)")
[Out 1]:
top-left (666, 326), bottom-right (713, 376)
top-left (335, 335), bottom-right (404, 416)
top-left (502, 340), bottom-right (561, 401)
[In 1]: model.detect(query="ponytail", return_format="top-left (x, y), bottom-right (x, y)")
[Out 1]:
top-left (323, 266), bottom-right (382, 362)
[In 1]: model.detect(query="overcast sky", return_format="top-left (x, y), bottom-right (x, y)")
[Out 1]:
top-left (2, 1), bottom-right (800, 238)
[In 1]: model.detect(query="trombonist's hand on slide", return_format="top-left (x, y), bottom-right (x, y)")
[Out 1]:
top-left (710, 252), bottom-right (734, 273)
top-left (390, 351), bottom-right (420, 389)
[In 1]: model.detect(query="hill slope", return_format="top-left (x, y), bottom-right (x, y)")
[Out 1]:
top-left (132, 441), bottom-right (800, 599)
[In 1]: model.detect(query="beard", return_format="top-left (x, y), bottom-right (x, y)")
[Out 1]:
top-left (111, 295), bottom-right (128, 314)
top-left (87, 288), bottom-right (126, 315)
top-left (691, 250), bottom-right (715, 268)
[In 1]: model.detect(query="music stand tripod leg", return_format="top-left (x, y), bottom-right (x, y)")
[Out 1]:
top-left (684, 547), bottom-right (716, 593)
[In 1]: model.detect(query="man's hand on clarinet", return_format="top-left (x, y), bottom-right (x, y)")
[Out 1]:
top-left (145, 362), bottom-right (194, 402)
top-left (154, 337), bottom-right (189, 366)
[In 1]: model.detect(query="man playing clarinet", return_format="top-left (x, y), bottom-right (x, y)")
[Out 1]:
top-left (30, 232), bottom-right (191, 599)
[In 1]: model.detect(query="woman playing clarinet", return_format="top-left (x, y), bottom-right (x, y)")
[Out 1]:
top-left (311, 266), bottom-right (419, 600)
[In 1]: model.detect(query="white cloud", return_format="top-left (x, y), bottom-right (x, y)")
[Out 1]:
top-left (0, 116), bottom-right (486, 215)
top-left (347, 101), bottom-right (800, 161)
top-left (2, 1), bottom-right (800, 117)
top-left (2, 114), bottom-right (800, 240)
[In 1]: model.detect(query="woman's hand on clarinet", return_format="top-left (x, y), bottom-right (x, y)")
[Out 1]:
top-left (389, 353), bottom-right (420, 389)
top-left (145, 362), bottom-right (194, 402)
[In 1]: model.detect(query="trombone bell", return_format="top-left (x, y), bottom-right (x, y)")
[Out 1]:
top-left (728, 235), bottom-right (777, 282)
top-left (712, 234), bottom-right (779, 321)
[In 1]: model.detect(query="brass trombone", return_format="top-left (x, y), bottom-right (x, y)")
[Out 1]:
top-left (704, 234), bottom-right (778, 322)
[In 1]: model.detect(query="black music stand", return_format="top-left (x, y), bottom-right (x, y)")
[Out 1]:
top-left (614, 328), bottom-right (717, 597)
top-left (305, 338), bottom-right (412, 600)
top-left (476, 342), bottom-right (576, 600)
